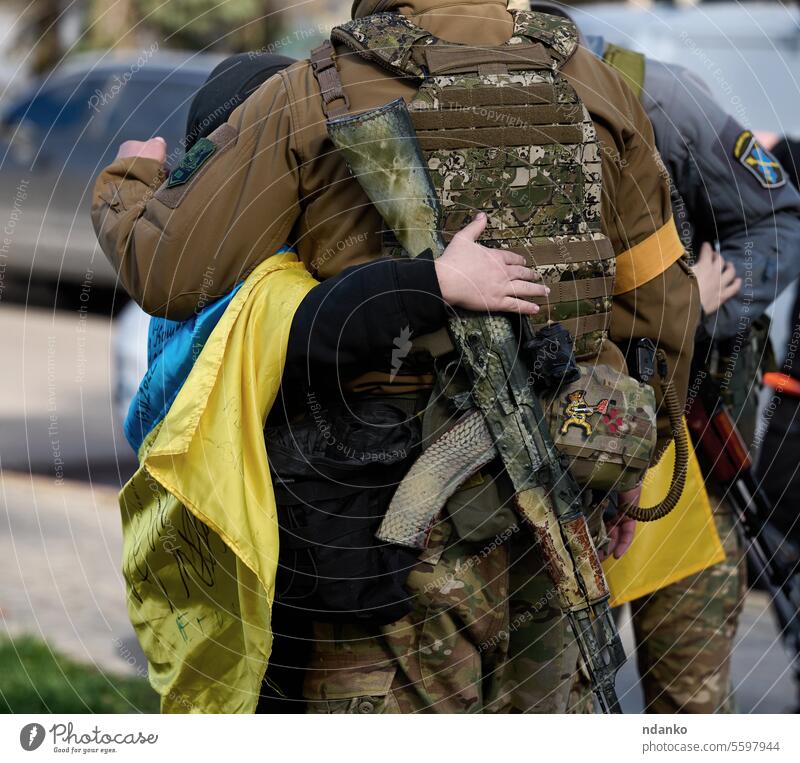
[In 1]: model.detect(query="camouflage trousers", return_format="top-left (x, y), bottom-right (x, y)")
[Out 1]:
top-left (304, 520), bottom-right (590, 713)
top-left (629, 499), bottom-right (746, 713)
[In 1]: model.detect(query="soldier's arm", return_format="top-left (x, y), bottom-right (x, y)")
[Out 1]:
top-left (91, 73), bottom-right (301, 320)
top-left (607, 86), bottom-right (701, 451)
top-left (284, 214), bottom-right (546, 388)
top-left (647, 62), bottom-right (800, 339)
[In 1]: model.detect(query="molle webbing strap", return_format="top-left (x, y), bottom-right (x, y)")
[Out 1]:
top-left (411, 104), bottom-right (582, 131)
top-left (411, 307), bottom-right (611, 365)
top-left (413, 310), bottom-right (612, 361)
top-left (440, 84), bottom-right (571, 107)
top-left (542, 276), bottom-right (615, 306)
top-left (509, 237), bottom-right (615, 266)
top-left (559, 312), bottom-right (609, 339)
top-left (422, 44), bottom-right (553, 74)
top-left (415, 124), bottom-right (584, 150)
top-left (442, 215), bottom-right (586, 240)
top-left (311, 40), bottom-right (350, 118)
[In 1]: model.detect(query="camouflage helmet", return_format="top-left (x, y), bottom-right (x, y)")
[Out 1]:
top-left (544, 363), bottom-right (657, 492)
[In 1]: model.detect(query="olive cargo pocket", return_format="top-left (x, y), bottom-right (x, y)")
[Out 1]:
top-left (304, 660), bottom-right (400, 714)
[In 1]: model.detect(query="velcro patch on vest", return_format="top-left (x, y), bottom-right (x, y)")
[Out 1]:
top-left (156, 123), bottom-right (239, 209)
top-left (733, 130), bottom-right (786, 189)
top-left (422, 43), bottom-right (552, 75)
top-left (559, 390), bottom-right (613, 438)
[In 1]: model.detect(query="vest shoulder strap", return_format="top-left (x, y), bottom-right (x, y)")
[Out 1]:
top-left (331, 12), bottom-right (433, 78)
top-left (602, 43), bottom-right (646, 100)
top-left (511, 10), bottom-right (579, 67)
top-left (331, 10), bottom-right (579, 78)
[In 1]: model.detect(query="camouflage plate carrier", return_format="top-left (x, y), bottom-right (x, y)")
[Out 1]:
top-left (331, 10), bottom-right (656, 493)
top-left (332, 9), bottom-right (611, 359)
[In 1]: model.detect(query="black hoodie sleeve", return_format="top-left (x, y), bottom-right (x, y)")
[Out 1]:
top-left (282, 251), bottom-right (447, 392)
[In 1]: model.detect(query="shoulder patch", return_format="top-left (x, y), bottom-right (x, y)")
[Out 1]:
top-left (167, 137), bottom-right (216, 188)
top-left (156, 124), bottom-right (238, 209)
top-left (733, 130), bottom-right (786, 189)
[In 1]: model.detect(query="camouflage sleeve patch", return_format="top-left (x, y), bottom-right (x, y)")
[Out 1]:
top-left (733, 129), bottom-right (786, 189)
top-left (155, 123), bottom-right (239, 209)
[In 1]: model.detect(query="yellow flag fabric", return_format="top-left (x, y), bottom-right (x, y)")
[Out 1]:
top-left (118, 252), bottom-right (316, 713)
top-left (603, 421), bottom-right (725, 607)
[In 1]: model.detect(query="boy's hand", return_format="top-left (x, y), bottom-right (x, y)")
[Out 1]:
top-left (435, 213), bottom-right (549, 315)
top-left (115, 137), bottom-right (167, 163)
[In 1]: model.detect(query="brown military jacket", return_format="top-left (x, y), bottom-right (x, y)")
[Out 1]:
top-left (92, 0), bottom-right (699, 443)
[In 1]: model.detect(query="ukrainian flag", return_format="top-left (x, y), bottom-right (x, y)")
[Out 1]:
top-left (119, 251), bottom-right (316, 713)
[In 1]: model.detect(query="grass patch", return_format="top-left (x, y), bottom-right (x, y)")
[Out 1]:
top-left (0, 636), bottom-right (159, 713)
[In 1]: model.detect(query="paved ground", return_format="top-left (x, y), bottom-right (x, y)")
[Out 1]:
top-left (0, 304), bottom-right (137, 485)
top-left (0, 470), bottom-right (142, 676)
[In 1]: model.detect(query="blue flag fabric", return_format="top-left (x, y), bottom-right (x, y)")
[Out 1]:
top-left (124, 246), bottom-right (294, 452)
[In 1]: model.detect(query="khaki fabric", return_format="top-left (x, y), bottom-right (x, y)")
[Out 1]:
top-left (92, 0), bottom-right (698, 441)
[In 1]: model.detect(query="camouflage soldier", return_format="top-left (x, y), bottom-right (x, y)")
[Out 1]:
top-left (600, 44), bottom-right (800, 716)
top-left (527, 1), bottom-right (800, 712)
top-left (93, 0), bottom-right (699, 713)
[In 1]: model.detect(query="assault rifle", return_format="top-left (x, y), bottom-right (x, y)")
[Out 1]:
top-left (686, 374), bottom-right (800, 712)
top-left (327, 98), bottom-right (626, 712)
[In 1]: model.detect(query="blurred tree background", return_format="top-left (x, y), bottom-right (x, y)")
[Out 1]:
top-left (87, 0), bottom-right (283, 52)
top-left (14, 0), bottom-right (286, 74)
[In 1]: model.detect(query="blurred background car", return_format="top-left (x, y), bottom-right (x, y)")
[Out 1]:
top-left (0, 51), bottom-right (221, 301)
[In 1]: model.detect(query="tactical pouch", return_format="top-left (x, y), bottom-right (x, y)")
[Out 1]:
top-left (265, 399), bottom-right (421, 625)
top-left (543, 363), bottom-right (657, 491)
